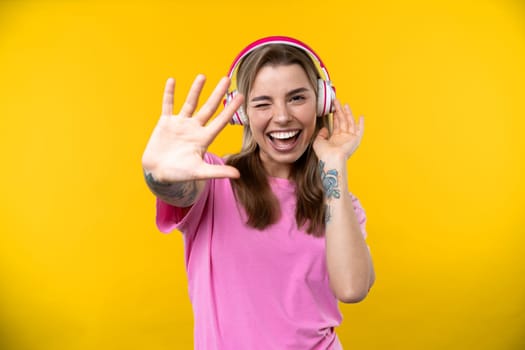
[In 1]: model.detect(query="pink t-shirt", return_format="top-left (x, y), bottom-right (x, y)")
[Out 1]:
top-left (156, 153), bottom-right (367, 350)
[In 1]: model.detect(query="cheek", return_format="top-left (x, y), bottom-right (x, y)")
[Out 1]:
top-left (294, 102), bottom-right (317, 122)
top-left (247, 110), bottom-right (270, 131)
top-left (299, 111), bottom-right (318, 128)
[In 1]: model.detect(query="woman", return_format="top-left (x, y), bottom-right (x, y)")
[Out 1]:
top-left (142, 37), bottom-right (375, 350)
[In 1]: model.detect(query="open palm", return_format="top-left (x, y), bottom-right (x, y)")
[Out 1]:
top-left (142, 75), bottom-right (244, 183)
top-left (313, 99), bottom-right (364, 162)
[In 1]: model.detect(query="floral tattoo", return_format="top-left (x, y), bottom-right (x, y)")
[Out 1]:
top-left (319, 160), bottom-right (341, 199)
top-left (319, 160), bottom-right (341, 224)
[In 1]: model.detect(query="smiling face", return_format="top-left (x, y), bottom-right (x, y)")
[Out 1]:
top-left (246, 64), bottom-right (318, 178)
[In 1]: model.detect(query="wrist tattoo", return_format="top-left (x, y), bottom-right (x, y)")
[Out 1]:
top-left (319, 160), bottom-right (341, 200)
top-left (144, 171), bottom-right (197, 206)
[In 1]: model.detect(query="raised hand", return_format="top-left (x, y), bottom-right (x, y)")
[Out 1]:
top-left (313, 99), bottom-right (364, 163)
top-left (142, 75), bottom-right (244, 183)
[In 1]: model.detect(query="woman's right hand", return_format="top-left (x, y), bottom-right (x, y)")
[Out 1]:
top-left (142, 75), bottom-right (244, 183)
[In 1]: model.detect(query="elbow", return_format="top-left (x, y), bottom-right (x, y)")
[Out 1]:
top-left (335, 287), bottom-right (370, 304)
top-left (330, 258), bottom-right (376, 304)
top-left (333, 275), bottom-right (375, 304)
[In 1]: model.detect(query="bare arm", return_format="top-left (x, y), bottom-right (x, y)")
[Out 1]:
top-left (141, 75), bottom-right (243, 207)
top-left (320, 158), bottom-right (375, 303)
top-left (314, 100), bottom-right (375, 303)
top-left (143, 171), bottom-right (202, 208)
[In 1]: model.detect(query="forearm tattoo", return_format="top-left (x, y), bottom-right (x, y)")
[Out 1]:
top-left (319, 160), bottom-right (341, 224)
top-left (319, 160), bottom-right (341, 199)
top-left (144, 171), bottom-right (197, 207)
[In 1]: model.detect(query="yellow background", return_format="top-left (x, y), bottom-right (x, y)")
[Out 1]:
top-left (1, 0), bottom-right (524, 349)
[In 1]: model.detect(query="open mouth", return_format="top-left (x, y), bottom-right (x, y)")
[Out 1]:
top-left (267, 130), bottom-right (302, 151)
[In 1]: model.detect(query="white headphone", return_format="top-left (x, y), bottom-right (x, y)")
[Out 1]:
top-left (224, 36), bottom-right (336, 125)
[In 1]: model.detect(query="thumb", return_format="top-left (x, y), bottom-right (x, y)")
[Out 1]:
top-left (316, 127), bottom-right (329, 141)
top-left (313, 127), bottom-right (329, 154)
top-left (196, 163), bottom-right (241, 180)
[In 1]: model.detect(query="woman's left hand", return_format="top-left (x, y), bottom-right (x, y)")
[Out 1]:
top-left (313, 99), bottom-right (364, 162)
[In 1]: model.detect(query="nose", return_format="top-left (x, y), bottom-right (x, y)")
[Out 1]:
top-left (272, 101), bottom-right (292, 123)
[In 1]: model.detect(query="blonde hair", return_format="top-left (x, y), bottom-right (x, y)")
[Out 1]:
top-left (226, 44), bottom-right (329, 236)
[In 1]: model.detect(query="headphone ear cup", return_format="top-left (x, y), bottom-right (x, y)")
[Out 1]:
top-left (225, 90), bottom-right (248, 125)
top-left (317, 79), bottom-right (335, 116)
top-left (236, 106), bottom-right (248, 125)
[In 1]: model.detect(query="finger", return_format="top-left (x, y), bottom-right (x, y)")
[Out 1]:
top-left (333, 99), bottom-right (346, 132)
top-left (161, 77), bottom-right (175, 116)
top-left (195, 163), bottom-right (241, 179)
top-left (194, 77), bottom-right (231, 124)
top-left (357, 115), bottom-right (365, 141)
top-left (179, 74), bottom-right (206, 117)
top-left (339, 102), bottom-right (351, 132)
top-left (344, 104), bottom-right (356, 133)
top-left (206, 92), bottom-right (244, 136)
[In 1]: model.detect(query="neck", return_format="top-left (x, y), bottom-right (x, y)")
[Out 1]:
top-left (259, 153), bottom-right (292, 179)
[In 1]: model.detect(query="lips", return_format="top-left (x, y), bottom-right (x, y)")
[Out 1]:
top-left (267, 129), bottom-right (302, 152)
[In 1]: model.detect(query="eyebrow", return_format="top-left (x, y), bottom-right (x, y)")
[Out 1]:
top-left (250, 87), bottom-right (311, 103)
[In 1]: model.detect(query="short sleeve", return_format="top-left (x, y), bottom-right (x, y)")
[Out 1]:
top-left (155, 179), bottom-right (211, 234)
top-left (350, 194), bottom-right (367, 239)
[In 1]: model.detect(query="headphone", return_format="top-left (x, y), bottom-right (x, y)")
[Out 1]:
top-left (224, 36), bottom-right (336, 125)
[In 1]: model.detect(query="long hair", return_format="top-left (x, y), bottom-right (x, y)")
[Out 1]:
top-left (226, 44), bottom-right (329, 236)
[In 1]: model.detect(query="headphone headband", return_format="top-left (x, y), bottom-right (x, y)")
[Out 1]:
top-left (227, 36), bottom-right (331, 82)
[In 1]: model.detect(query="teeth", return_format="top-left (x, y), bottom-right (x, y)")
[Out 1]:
top-left (268, 130), bottom-right (299, 139)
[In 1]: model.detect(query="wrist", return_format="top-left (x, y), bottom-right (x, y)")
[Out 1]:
top-left (317, 155), bottom-right (347, 172)
top-left (318, 159), bottom-right (348, 198)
